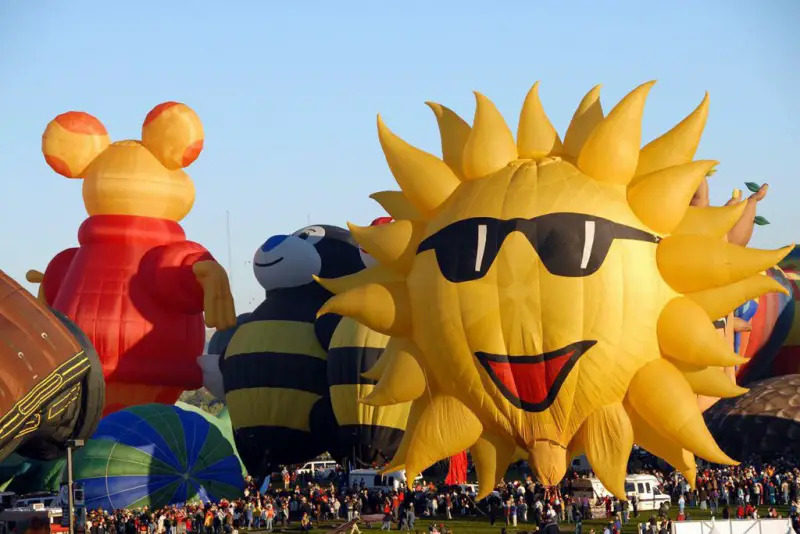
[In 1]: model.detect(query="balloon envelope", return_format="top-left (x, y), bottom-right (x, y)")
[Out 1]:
top-left (737, 266), bottom-right (796, 384)
top-left (70, 404), bottom-right (243, 511)
top-left (705, 374), bottom-right (800, 459)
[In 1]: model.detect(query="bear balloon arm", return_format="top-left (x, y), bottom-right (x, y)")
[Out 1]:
top-left (193, 261), bottom-right (237, 330)
top-left (139, 241), bottom-right (215, 315)
top-left (41, 248), bottom-right (79, 306)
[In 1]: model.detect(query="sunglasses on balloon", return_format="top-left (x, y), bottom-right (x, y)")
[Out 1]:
top-left (416, 212), bottom-right (661, 283)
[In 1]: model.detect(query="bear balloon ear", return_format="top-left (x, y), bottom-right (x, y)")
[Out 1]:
top-left (42, 112), bottom-right (111, 178)
top-left (141, 102), bottom-right (204, 170)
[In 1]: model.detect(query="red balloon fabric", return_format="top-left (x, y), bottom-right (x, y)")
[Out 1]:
top-left (444, 451), bottom-right (468, 485)
top-left (42, 215), bottom-right (214, 415)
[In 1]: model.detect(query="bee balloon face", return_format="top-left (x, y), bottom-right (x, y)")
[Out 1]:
top-left (318, 82), bottom-right (791, 497)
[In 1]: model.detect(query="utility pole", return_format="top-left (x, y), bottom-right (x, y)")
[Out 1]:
top-left (66, 439), bottom-right (84, 534)
top-left (226, 210), bottom-right (234, 293)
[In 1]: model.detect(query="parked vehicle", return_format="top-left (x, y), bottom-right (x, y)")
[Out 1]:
top-left (296, 460), bottom-right (338, 479)
top-left (347, 469), bottom-right (422, 493)
top-left (570, 474), bottom-right (669, 511)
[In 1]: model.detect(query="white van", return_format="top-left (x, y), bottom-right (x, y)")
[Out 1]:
top-left (296, 460), bottom-right (338, 478)
top-left (348, 469), bottom-right (422, 493)
top-left (625, 474), bottom-right (670, 511)
top-left (571, 474), bottom-right (670, 511)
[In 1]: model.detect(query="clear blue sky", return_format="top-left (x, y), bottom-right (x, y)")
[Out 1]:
top-left (1, 1), bottom-right (798, 311)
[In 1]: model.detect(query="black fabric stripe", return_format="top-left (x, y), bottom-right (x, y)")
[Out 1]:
top-left (336, 425), bottom-right (405, 466)
top-left (327, 347), bottom-right (385, 386)
top-left (251, 284), bottom-right (332, 323)
top-left (223, 352), bottom-right (328, 394)
top-left (234, 426), bottom-right (328, 477)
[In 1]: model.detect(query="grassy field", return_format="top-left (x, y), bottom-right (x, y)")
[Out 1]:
top-left (248, 505), bottom-right (792, 534)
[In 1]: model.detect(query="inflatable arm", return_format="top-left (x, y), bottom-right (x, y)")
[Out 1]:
top-left (139, 241), bottom-right (214, 313)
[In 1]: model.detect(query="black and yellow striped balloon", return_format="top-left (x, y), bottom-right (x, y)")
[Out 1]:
top-left (222, 284), bottom-right (338, 478)
top-left (327, 317), bottom-right (410, 467)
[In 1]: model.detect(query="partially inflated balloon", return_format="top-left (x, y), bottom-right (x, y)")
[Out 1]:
top-left (327, 317), bottom-right (410, 466)
top-left (69, 404), bottom-right (243, 510)
top-left (773, 247), bottom-right (800, 376)
top-left (737, 266), bottom-right (795, 384)
top-left (317, 82), bottom-right (791, 499)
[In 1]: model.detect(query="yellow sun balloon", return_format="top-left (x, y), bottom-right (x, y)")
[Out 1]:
top-left (316, 81), bottom-right (792, 500)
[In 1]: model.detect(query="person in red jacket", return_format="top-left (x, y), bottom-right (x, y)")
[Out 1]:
top-left (28, 101), bottom-right (236, 415)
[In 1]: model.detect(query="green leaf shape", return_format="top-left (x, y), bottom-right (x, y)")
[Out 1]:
top-left (745, 181), bottom-right (761, 193)
top-left (754, 216), bottom-right (770, 226)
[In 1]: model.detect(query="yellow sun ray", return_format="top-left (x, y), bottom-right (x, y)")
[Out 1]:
top-left (517, 81), bottom-right (562, 159)
top-left (369, 191), bottom-right (423, 221)
top-left (658, 297), bottom-right (748, 367)
top-left (470, 431), bottom-right (517, 500)
top-left (669, 361), bottom-right (749, 398)
top-left (462, 92), bottom-right (518, 180)
top-left (402, 394), bottom-right (483, 481)
top-left (377, 115), bottom-right (460, 216)
top-left (687, 274), bottom-right (789, 320)
top-left (317, 282), bottom-right (411, 336)
top-left (361, 339), bottom-right (426, 405)
top-left (577, 81), bottom-right (654, 185)
top-left (426, 102), bottom-right (471, 179)
top-left (635, 92), bottom-right (709, 177)
top-left (672, 202), bottom-right (748, 238)
top-left (626, 401), bottom-right (697, 488)
top-left (562, 85), bottom-right (604, 160)
top-left (572, 403), bottom-right (633, 499)
top-left (627, 160), bottom-right (718, 234)
top-left (347, 220), bottom-right (424, 274)
top-left (628, 359), bottom-right (737, 465)
top-left (313, 265), bottom-right (403, 295)
top-left (657, 236), bottom-right (793, 293)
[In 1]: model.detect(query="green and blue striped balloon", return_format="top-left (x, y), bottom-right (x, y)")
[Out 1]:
top-left (70, 404), bottom-right (244, 511)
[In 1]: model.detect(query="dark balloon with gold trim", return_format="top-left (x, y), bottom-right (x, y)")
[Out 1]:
top-left (0, 270), bottom-right (104, 462)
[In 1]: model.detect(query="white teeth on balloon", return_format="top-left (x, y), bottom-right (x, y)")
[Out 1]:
top-left (581, 220), bottom-right (596, 269)
top-left (475, 223), bottom-right (487, 272)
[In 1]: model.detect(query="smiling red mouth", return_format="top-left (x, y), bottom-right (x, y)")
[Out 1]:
top-left (475, 340), bottom-right (597, 412)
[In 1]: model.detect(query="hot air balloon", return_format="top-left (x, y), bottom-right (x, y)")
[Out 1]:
top-left (174, 401), bottom-right (245, 475)
top-left (221, 225), bottom-right (373, 478)
top-left (317, 82), bottom-right (790, 499)
top-left (0, 453), bottom-right (65, 494)
top-left (32, 102), bottom-right (235, 417)
top-left (736, 266), bottom-right (796, 385)
top-left (772, 247), bottom-right (800, 376)
top-left (326, 217), bottom-right (410, 468)
top-left (69, 404), bottom-right (244, 511)
top-left (0, 270), bottom-right (104, 463)
top-left (327, 316), bottom-right (410, 467)
top-left (705, 374), bottom-right (800, 459)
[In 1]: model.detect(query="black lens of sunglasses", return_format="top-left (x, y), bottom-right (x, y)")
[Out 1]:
top-left (417, 213), bottom-right (658, 283)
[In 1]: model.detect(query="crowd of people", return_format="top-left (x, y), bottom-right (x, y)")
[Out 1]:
top-left (60, 457), bottom-right (800, 534)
